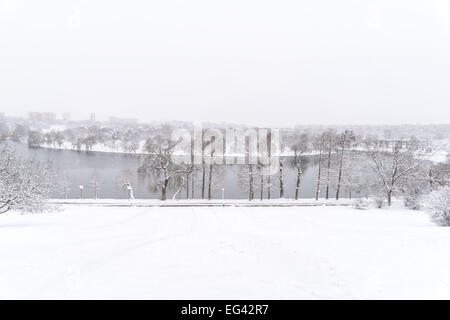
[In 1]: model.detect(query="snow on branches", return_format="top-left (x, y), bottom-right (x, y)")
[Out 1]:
top-left (424, 186), bottom-right (450, 226)
top-left (0, 146), bottom-right (55, 214)
top-left (364, 139), bottom-right (426, 206)
top-left (138, 135), bottom-right (191, 200)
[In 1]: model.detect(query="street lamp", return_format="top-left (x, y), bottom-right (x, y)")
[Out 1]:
top-left (79, 185), bottom-right (84, 200)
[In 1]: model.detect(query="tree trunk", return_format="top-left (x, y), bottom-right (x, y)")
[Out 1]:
top-left (295, 160), bottom-right (302, 200)
top-left (387, 191), bottom-right (392, 206)
top-left (191, 174), bottom-right (195, 199)
top-left (161, 179), bottom-right (168, 201)
top-left (201, 161), bottom-right (206, 199)
top-left (173, 177), bottom-right (185, 200)
top-left (189, 141), bottom-right (194, 200)
top-left (325, 142), bottom-right (332, 200)
top-left (260, 171), bottom-right (263, 201)
top-left (335, 144), bottom-right (345, 200)
top-left (429, 168), bottom-right (433, 192)
top-left (249, 164), bottom-right (254, 201)
top-left (0, 200), bottom-right (12, 214)
top-left (279, 160), bottom-right (284, 198)
top-left (208, 162), bottom-right (213, 200)
top-left (208, 149), bottom-right (215, 200)
top-left (315, 149), bottom-right (322, 201)
top-left (186, 172), bottom-right (189, 199)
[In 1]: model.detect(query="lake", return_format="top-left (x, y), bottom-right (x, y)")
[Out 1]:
top-left (11, 142), bottom-right (348, 200)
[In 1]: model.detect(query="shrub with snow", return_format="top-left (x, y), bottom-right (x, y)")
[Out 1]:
top-left (352, 198), bottom-right (369, 210)
top-left (0, 146), bottom-right (54, 214)
top-left (374, 197), bottom-right (385, 208)
top-left (425, 186), bottom-right (450, 226)
top-left (404, 195), bottom-right (422, 210)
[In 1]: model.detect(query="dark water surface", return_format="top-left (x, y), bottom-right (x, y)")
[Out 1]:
top-left (12, 143), bottom-right (341, 200)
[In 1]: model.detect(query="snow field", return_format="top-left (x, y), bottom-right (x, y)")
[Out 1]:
top-left (0, 205), bottom-right (449, 299)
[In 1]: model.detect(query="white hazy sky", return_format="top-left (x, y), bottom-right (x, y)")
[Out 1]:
top-left (1, 0), bottom-right (450, 126)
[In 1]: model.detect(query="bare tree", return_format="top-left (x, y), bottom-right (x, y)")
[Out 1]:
top-left (266, 131), bottom-right (272, 200)
top-left (185, 139), bottom-right (196, 199)
top-left (207, 136), bottom-right (216, 200)
top-left (236, 133), bottom-right (259, 201)
top-left (0, 147), bottom-right (54, 214)
top-left (60, 174), bottom-right (72, 199)
top-left (334, 152), bottom-right (366, 200)
top-left (139, 135), bottom-right (189, 200)
top-left (365, 140), bottom-right (425, 206)
top-left (294, 159), bottom-right (302, 200)
top-left (88, 170), bottom-right (101, 200)
top-left (256, 164), bottom-right (270, 201)
top-left (172, 176), bottom-right (185, 200)
top-left (313, 133), bottom-right (327, 200)
top-left (241, 163), bottom-right (266, 201)
top-left (198, 131), bottom-right (217, 199)
top-left (425, 186), bottom-right (450, 226)
top-left (249, 164), bottom-right (255, 200)
top-left (335, 130), bottom-right (356, 200)
top-left (279, 159), bottom-right (284, 198)
top-left (191, 168), bottom-right (197, 199)
top-left (238, 163), bottom-right (257, 201)
top-left (324, 129), bottom-right (337, 200)
top-left (429, 161), bottom-right (450, 190)
top-left (290, 131), bottom-right (309, 200)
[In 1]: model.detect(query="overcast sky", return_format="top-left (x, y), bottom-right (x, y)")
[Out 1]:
top-left (1, 0), bottom-right (450, 126)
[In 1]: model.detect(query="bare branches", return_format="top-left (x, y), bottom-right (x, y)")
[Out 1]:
top-left (364, 139), bottom-right (426, 206)
top-left (0, 146), bottom-right (55, 213)
top-left (139, 135), bottom-right (190, 200)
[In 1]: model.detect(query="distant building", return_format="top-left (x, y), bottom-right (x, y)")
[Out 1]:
top-left (28, 112), bottom-right (57, 122)
top-left (90, 113), bottom-right (96, 122)
top-left (62, 112), bottom-right (71, 121)
top-left (109, 116), bottom-right (138, 125)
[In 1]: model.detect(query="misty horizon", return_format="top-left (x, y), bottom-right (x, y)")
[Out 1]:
top-left (3, 110), bottom-right (450, 128)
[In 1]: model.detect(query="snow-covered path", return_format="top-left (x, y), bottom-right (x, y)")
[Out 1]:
top-left (1, 205), bottom-right (449, 299)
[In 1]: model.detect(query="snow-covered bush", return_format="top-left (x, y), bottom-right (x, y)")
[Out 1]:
top-left (352, 198), bottom-right (369, 210)
top-left (0, 146), bottom-right (55, 214)
top-left (424, 186), bottom-right (450, 226)
top-left (374, 197), bottom-right (385, 208)
top-left (400, 174), bottom-right (429, 210)
top-left (404, 195), bottom-right (421, 210)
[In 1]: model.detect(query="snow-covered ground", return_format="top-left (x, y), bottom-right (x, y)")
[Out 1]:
top-left (1, 204), bottom-right (449, 299)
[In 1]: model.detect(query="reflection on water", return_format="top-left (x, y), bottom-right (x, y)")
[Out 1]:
top-left (11, 142), bottom-right (340, 199)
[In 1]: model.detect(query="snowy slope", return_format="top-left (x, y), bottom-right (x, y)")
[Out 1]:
top-left (1, 205), bottom-right (449, 299)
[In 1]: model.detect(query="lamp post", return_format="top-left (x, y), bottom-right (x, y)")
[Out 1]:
top-left (221, 188), bottom-right (225, 207)
top-left (79, 185), bottom-right (84, 200)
